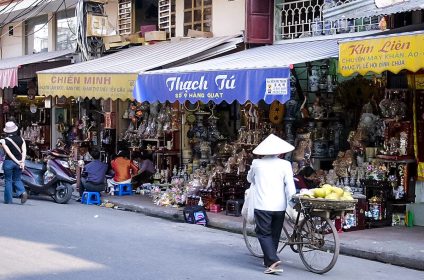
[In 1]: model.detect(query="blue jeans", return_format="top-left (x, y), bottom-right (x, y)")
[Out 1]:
top-left (3, 160), bottom-right (26, 204)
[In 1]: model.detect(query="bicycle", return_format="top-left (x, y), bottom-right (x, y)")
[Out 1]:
top-left (243, 196), bottom-right (356, 274)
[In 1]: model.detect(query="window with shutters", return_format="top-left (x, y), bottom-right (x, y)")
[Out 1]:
top-left (158, 0), bottom-right (176, 37)
top-left (118, 0), bottom-right (133, 35)
top-left (183, 0), bottom-right (212, 36)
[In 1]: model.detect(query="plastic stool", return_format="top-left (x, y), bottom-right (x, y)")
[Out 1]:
top-left (225, 199), bottom-right (243, 217)
top-left (114, 183), bottom-right (133, 196)
top-left (81, 191), bottom-right (101, 205)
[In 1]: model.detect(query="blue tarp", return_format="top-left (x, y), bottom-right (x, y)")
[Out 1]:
top-left (133, 67), bottom-right (291, 104)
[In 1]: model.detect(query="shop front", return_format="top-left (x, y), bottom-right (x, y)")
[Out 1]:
top-left (0, 50), bottom-right (73, 158)
top-left (129, 39), bottom-right (349, 217)
top-left (338, 31), bottom-right (424, 227)
top-left (36, 36), bottom-right (243, 161)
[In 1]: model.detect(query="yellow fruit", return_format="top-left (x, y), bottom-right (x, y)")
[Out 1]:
top-left (325, 193), bottom-right (340, 200)
top-left (341, 194), bottom-right (354, 201)
top-left (321, 184), bottom-right (332, 189)
top-left (313, 188), bottom-right (326, 198)
top-left (333, 187), bottom-right (344, 197)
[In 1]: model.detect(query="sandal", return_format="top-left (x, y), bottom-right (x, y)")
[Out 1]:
top-left (264, 261), bottom-right (283, 274)
top-left (264, 267), bottom-right (283, 274)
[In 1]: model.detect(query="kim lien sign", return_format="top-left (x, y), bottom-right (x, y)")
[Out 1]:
top-left (133, 67), bottom-right (291, 104)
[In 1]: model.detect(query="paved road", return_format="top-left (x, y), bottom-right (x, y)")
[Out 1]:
top-left (0, 194), bottom-right (423, 280)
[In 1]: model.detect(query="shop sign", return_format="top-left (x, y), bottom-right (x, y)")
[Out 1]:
top-left (37, 73), bottom-right (138, 100)
top-left (133, 68), bottom-right (291, 104)
top-left (339, 34), bottom-right (424, 76)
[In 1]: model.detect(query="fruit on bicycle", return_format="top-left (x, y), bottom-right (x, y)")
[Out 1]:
top-left (313, 188), bottom-right (326, 198)
top-left (301, 185), bottom-right (355, 201)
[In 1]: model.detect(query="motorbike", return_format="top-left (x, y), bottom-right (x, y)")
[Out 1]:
top-left (22, 149), bottom-right (76, 204)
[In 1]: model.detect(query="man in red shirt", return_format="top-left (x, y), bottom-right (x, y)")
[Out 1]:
top-left (107, 150), bottom-right (138, 193)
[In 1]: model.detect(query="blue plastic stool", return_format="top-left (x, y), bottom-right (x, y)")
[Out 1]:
top-left (81, 191), bottom-right (101, 205)
top-left (114, 183), bottom-right (133, 196)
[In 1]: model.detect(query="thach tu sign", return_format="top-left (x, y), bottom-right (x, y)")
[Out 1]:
top-left (133, 68), bottom-right (291, 104)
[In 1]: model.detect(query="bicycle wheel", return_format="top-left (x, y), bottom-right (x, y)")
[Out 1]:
top-left (297, 216), bottom-right (340, 274)
top-left (242, 218), bottom-right (263, 258)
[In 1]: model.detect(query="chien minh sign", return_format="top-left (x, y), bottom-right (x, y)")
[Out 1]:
top-left (38, 73), bottom-right (138, 100)
top-left (339, 33), bottom-right (424, 76)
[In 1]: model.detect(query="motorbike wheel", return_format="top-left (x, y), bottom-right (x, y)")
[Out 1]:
top-left (53, 183), bottom-right (73, 204)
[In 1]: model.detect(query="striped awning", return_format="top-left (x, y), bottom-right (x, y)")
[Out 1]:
top-left (0, 50), bottom-right (73, 89)
top-left (37, 35), bottom-right (242, 100)
top-left (323, 0), bottom-right (424, 21)
top-left (133, 39), bottom-right (340, 104)
top-left (0, 0), bottom-right (78, 23)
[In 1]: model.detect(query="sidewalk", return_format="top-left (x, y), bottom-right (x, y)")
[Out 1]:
top-left (102, 194), bottom-right (424, 271)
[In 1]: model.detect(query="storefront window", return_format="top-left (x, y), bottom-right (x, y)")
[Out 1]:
top-left (25, 15), bottom-right (49, 54)
top-left (184, 0), bottom-right (212, 36)
top-left (56, 9), bottom-right (77, 51)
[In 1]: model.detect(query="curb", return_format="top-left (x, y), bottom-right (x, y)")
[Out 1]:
top-left (106, 198), bottom-right (424, 271)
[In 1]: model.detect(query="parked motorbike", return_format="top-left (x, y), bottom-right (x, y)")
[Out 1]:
top-left (22, 149), bottom-right (76, 204)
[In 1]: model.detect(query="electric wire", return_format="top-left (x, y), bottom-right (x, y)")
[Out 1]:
top-left (0, 0), bottom-right (53, 39)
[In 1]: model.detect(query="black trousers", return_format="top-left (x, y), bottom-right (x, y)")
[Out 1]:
top-left (254, 209), bottom-right (286, 267)
top-left (80, 178), bottom-right (106, 196)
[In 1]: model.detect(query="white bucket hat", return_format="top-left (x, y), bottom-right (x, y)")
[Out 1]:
top-left (3, 121), bottom-right (18, 133)
top-left (253, 134), bottom-right (295, 155)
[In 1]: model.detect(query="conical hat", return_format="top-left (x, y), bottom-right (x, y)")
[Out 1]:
top-left (253, 134), bottom-right (295, 155)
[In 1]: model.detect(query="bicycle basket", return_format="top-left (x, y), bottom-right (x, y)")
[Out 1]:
top-left (293, 196), bottom-right (357, 211)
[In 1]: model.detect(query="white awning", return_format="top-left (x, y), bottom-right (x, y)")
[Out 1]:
top-left (144, 39), bottom-right (340, 74)
top-left (0, 0), bottom-right (78, 23)
top-left (37, 35), bottom-right (243, 100)
top-left (323, 0), bottom-right (424, 21)
top-left (0, 50), bottom-right (73, 89)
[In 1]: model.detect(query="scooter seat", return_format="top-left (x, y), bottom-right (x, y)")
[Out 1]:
top-left (25, 160), bottom-right (47, 172)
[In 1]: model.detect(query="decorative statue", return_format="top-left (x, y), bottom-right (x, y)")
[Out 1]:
top-left (332, 150), bottom-right (356, 178)
top-left (293, 132), bottom-right (312, 168)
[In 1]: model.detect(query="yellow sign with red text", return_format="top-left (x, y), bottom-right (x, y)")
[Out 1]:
top-left (339, 34), bottom-right (424, 76)
top-left (37, 73), bottom-right (138, 100)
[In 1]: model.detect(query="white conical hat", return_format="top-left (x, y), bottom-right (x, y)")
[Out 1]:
top-left (252, 134), bottom-right (295, 155)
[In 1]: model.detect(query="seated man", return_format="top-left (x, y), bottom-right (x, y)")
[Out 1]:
top-left (132, 152), bottom-right (155, 187)
top-left (79, 150), bottom-right (108, 197)
top-left (107, 150), bottom-right (139, 192)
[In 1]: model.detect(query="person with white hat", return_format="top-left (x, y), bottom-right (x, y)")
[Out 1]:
top-left (0, 121), bottom-right (28, 204)
top-left (247, 134), bottom-right (296, 274)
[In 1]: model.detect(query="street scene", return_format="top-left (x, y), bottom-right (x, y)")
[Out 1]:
top-left (0, 0), bottom-right (424, 279)
top-left (0, 196), bottom-right (423, 280)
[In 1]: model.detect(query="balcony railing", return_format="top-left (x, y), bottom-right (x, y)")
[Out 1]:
top-left (275, 0), bottom-right (382, 41)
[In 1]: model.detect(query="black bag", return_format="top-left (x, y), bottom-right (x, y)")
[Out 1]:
top-left (183, 205), bottom-right (209, 226)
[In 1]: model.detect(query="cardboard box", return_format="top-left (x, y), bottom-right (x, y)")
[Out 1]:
top-left (144, 31), bottom-right (167, 42)
top-left (105, 41), bottom-right (130, 50)
top-left (103, 35), bottom-right (122, 44)
top-left (86, 14), bottom-right (108, 37)
top-left (187, 29), bottom-right (213, 38)
top-left (140, 25), bottom-right (157, 37)
top-left (124, 33), bottom-right (145, 44)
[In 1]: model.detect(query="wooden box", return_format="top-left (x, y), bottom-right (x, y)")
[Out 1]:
top-left (144, 31), bottom-right (167, 42)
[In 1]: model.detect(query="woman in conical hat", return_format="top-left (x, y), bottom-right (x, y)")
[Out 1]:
top-left (247, 134), bottom-right (296, 274)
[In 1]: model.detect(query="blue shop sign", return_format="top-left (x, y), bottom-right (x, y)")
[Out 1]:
top-left (133, 67), bottom-right (291, 104)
